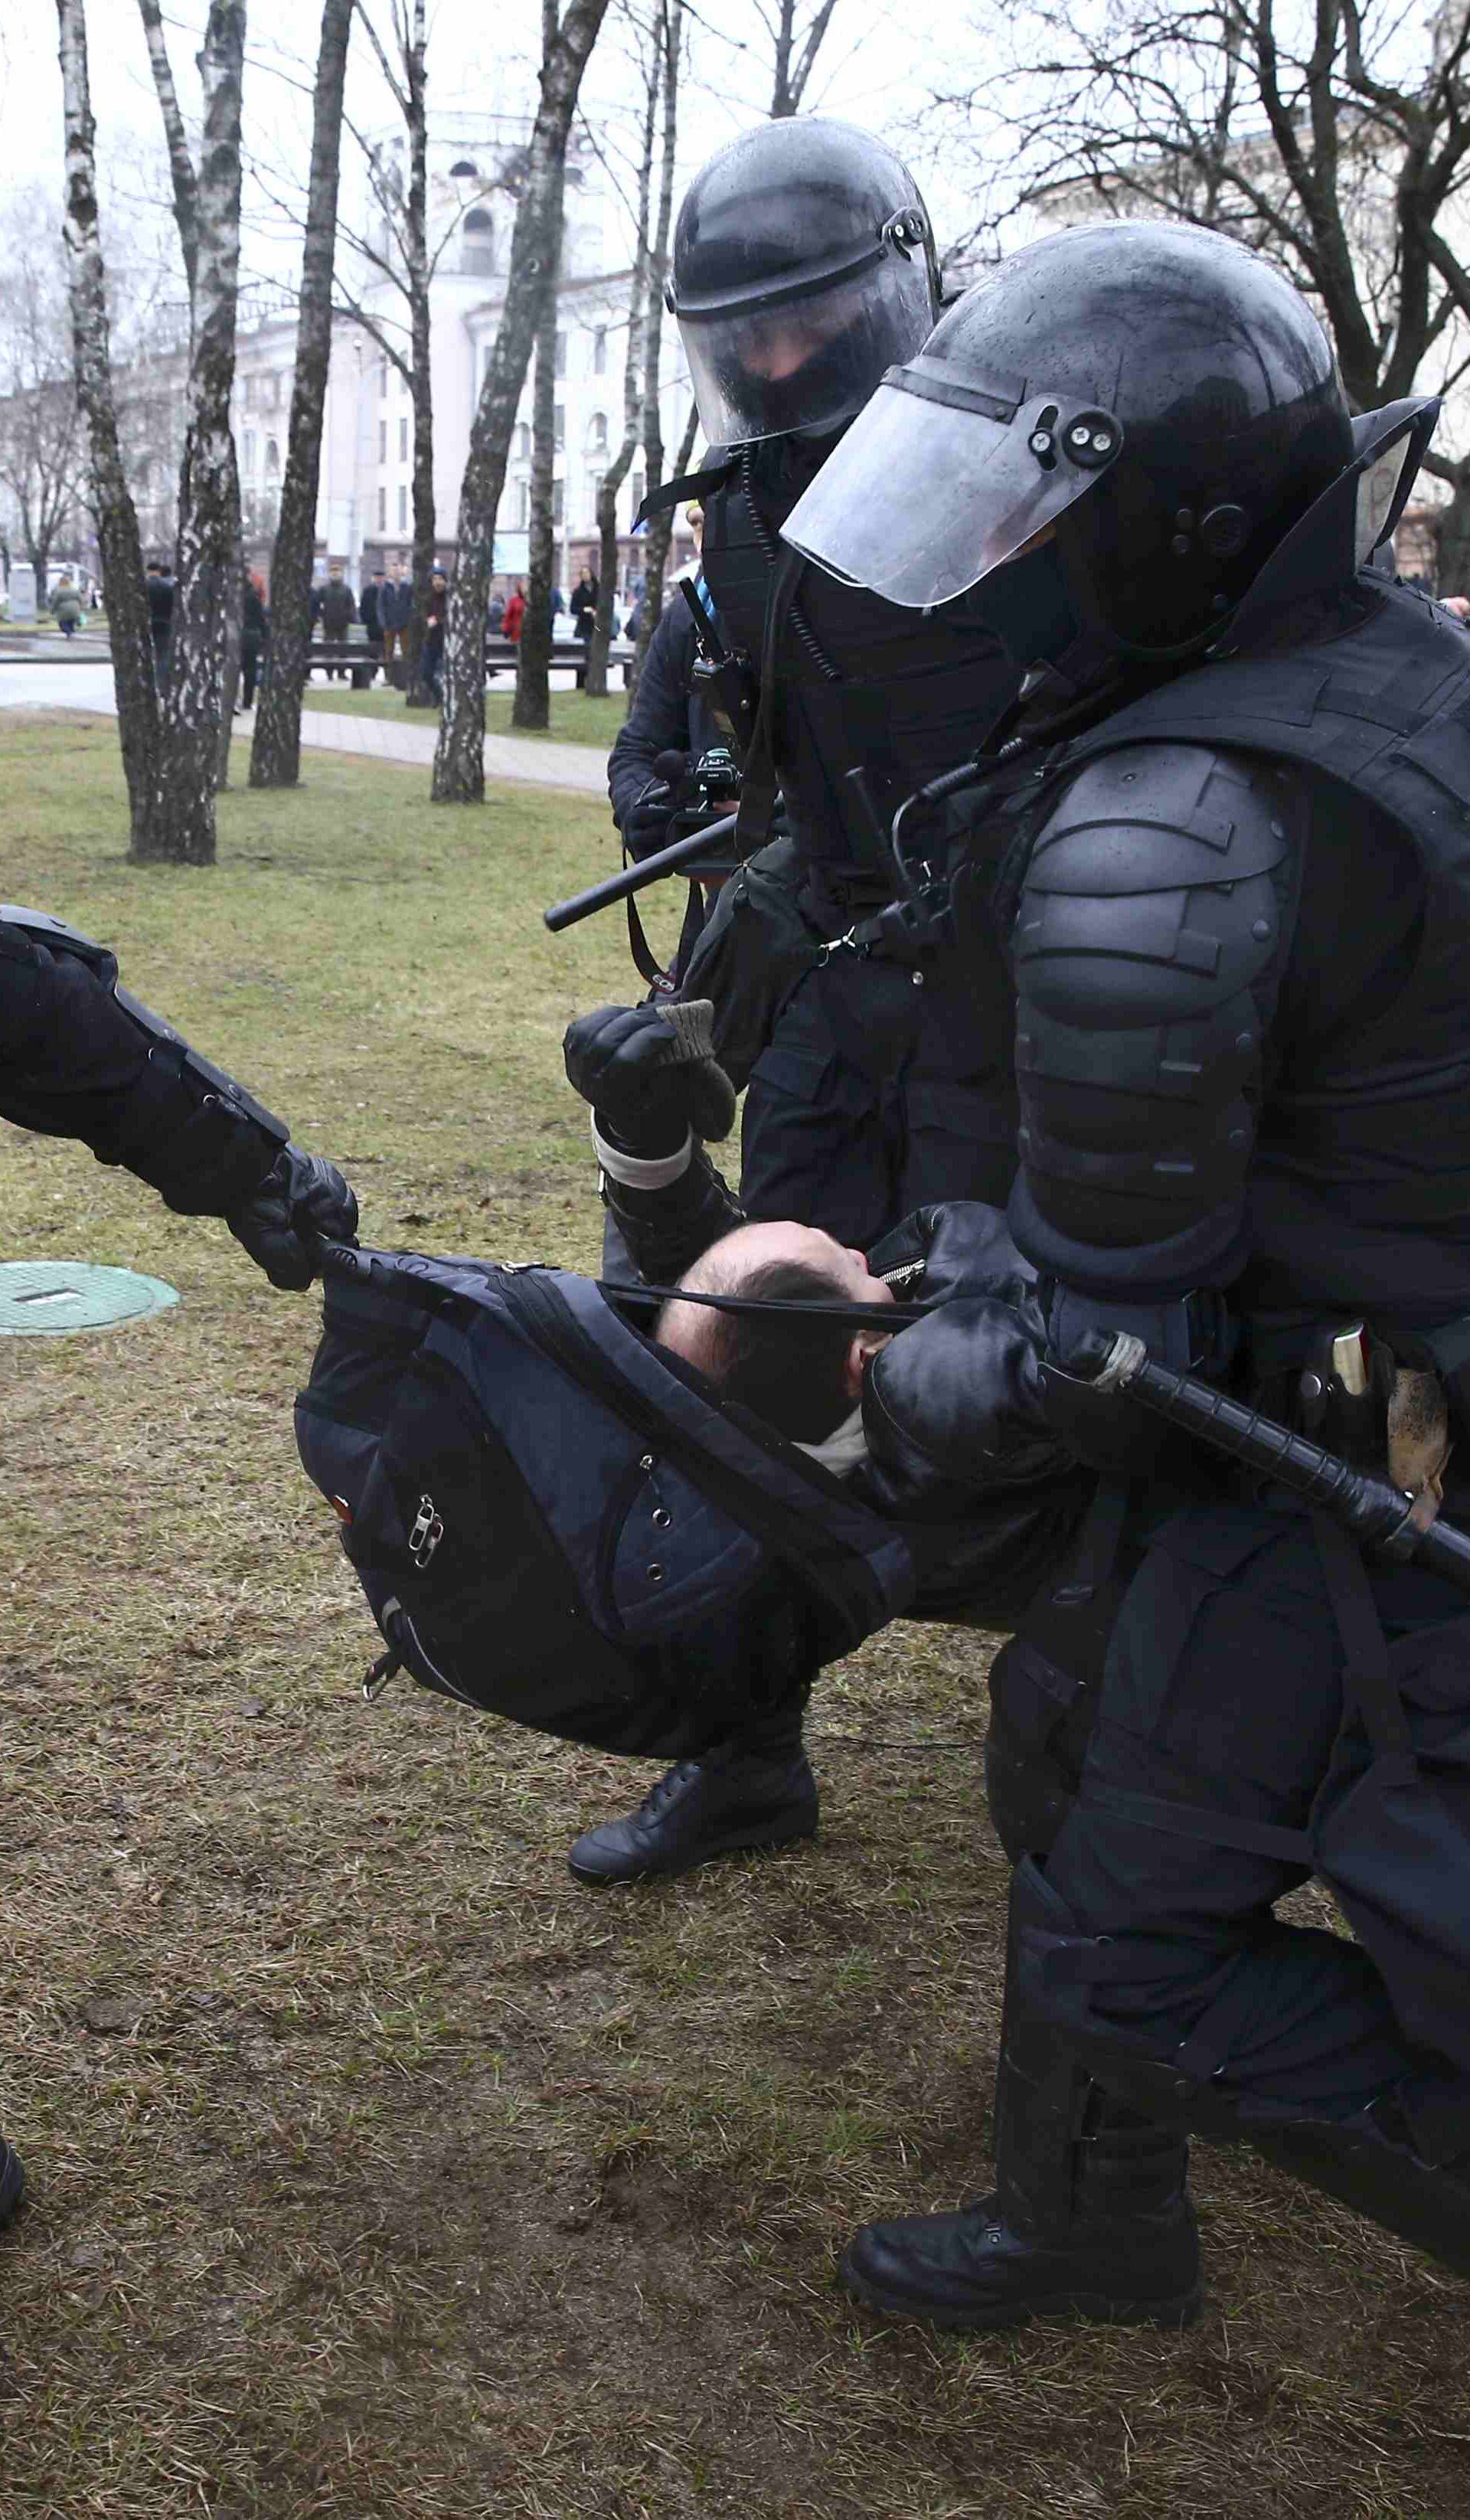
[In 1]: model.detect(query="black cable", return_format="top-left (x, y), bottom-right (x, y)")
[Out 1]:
top-left (742, 446), bottom-right (842, 685)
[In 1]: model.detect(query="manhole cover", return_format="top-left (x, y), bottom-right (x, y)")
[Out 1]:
top-left (0, 1261), bottom-right (179, 1337)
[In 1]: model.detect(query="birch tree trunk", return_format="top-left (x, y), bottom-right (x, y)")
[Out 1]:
top-left (512, 218), bottom-right (562, 730)
top-left (584, 28), bottom-right (658, 701)
top-left (55, 0), bottom-right (159, 854)
top-left (401, 5), bottom-right (437, 706)
top-left (250, 0), bottom-right (354, 786)
top-left (628, 5), bottom-right (685, 695)
top-left (140, 0), bottom-right (247, 865)
top-left (433, 0), bottom-right (610, 802)
top-left (632, 397), bottom-right (696, 687)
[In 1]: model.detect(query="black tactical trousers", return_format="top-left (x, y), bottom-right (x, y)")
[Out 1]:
top-left (739, 953), bottom-right (1016, 1247)
top-left (1044, 1500), bottom-right (1469, 2114)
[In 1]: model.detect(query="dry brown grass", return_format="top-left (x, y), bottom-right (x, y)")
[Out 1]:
top-left (1, 714), bottom-right (1467, 2518)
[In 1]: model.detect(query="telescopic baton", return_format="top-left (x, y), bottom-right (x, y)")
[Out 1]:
top-left (544, 809), bottom-right (740, 935)
top-left (1064, 1330), bottom-right (1470, 1598)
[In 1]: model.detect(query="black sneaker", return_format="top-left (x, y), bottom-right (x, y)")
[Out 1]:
top-left (568, 1747), bottom-right (818, 1885)
top-left (838, 2191), bottom-right (1201, 2332)
top-left (0, 2138), bottom-right (26, 2232)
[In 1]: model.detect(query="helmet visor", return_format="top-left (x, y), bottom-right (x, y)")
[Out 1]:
top-left (680, 252), bottom-right (935, 447)
top-left (780, 364), bottom-right (1123, 608)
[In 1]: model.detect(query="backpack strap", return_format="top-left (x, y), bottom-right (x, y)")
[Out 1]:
top-left (501, 1269), bottom-right (912, 1648)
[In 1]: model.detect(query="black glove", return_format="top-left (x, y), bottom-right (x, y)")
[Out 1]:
top-left (227, 1146), bottom-right (358, 1290)
top-left (564, 1001), bottom-right (737, 1152)
top-left (620, 754), bottom-right (688, 861)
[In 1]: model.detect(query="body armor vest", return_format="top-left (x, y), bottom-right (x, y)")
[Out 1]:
top-left (1032, 577), bottom-right (1470, 1302)
top-left (701, 443), bottom-right (1018, 887)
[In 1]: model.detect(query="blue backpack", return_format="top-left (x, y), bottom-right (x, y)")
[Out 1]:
top-left (295, 1247), bottom-right (914, 1758)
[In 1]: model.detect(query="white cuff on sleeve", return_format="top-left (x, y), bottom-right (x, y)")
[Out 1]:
top-left (591, 1112), bottom-right (694, 1189)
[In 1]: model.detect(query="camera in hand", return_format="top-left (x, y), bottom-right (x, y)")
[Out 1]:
top-left (662, 746), bottom-right (742, 871)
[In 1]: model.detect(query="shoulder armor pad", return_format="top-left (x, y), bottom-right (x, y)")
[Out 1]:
top-left (1027, 743), bottom-right (1290, 896)
top-left (1, 900), bottom-right (111, 970)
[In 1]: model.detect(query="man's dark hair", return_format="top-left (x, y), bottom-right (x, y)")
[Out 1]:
top-left (697, 1257), bottom-right (858, 1443)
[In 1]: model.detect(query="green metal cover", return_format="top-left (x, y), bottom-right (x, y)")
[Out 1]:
top-left (0, 1260), bottom-right (180, 1337)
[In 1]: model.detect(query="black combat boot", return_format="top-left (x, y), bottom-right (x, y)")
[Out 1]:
top-left (567, 1734), bottom-right (818, 1885)
top-left (839, 1862), bottom-right (1201, 2330)
top-left (0, 2137), bottom-right (25, 2231)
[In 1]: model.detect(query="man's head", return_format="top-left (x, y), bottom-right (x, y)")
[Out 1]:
top-left (328, 562), bottom-right (344, 582)
top-left (669, 117), bottom-right (938, 449)
top-left (656, 1221), bottom-right (894, 1444)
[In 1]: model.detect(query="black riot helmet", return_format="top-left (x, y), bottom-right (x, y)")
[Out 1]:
top-left (668, 118), bottom-right (939, 448)
top-left (782, 221), bottom-right (1355, 658)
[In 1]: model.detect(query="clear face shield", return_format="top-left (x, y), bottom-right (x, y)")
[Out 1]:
top-left (678, 249), bottom-right (936, 449)
top-left (779, 361), bottom-right (1124, 608)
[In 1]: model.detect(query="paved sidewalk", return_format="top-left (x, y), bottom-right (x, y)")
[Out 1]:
top-left (0, 664), bottom-right (607, 799)
top-left (291, 703), bottom-right (606, 796)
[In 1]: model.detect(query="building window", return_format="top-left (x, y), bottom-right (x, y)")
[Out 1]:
top-left (399, 416), bottom-right (408, 462)
top-left (263, 375), bottom-right (278, 410)
top-left (553, 478), bottom-right (564, 527)
top-left (593, 326), bottom-right (606, 376)
top-left (514, 422), bottom-right (530, 460)
top-left (554, 331), bottom-right (567, 379)
top-left (590, 469), bottom-right (606, 517)
top-left (449, 159), bottom-right (479, 177)
top-left (377, 485), bottom-right (386, 531)
top-left (380, 361), bottom-right (389, 399)
top-left (517, 482), bottom-right (530, 530)
top-left (554, 404), bottom-right (564, 452)
top-left (462, 206), bottom-right (493, 275)
top-left (265, 438), bottom-right (280, 474)
top-left (379, 420), bottom-right (387, 463)
top-left (587, 410), bottom-right (608, 454)
top-left (631, 469), bottom-right (645, 516)
top-left (243, 430), bottom-right (255, 473)
top-left (397, 484), bottom-right (407, 531)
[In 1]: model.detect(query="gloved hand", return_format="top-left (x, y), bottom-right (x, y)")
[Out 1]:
top-left (620, 755), bottom-right (689, 862)
top-left (564, 1000), bottom-right (737, 1152)
top-left (227, 1146), bottom-right (359, 1290)
top-left (864, 1291), bottom-right (1068, 1494)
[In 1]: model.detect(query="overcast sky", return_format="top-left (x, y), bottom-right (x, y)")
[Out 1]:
top-left (0, 0), bottom-right (978, 291)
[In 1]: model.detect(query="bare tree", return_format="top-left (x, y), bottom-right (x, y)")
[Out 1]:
top-left (55, 0), bottom-right (160, 855)
top-left (582, 14), bottom-right (660, 700)
top-left (940, 0), bottom-right (1470, 581)
top-left (628, 0), bottom-right (684, 687)
top-left (131, 0), bottom-right (248, 863)
top-left (330, 2), bottom-right (441, 703)
top-left (767, 0), bottom-right (843, 116)
top-left (0, 214), bottom-right (87, 600)
top-left (512, 214), bottom-right (564, 731)
top-left (433, 0), bottom-right (612, 802)
top-left (249, 0), bottom-right (355, 788)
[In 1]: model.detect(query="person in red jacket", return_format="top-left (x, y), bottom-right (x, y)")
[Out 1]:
top-left (503, 580), bottom-right (527, 643)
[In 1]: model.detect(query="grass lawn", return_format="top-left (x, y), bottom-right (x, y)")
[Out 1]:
top-left (2, 711), bottom-right (1468, 2518)
top-left (299, 681), bottom-right (630, 747)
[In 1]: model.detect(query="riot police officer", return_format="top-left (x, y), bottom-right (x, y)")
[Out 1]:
top-left (0, 900), bottom-right (358, 2231)
top-left (567, 119), bottom-right (1024, 1887)
top-left (778, 220), bottom-right (1470, 2323)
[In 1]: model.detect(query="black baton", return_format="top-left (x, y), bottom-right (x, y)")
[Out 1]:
top-left (544, 811), bottom-right (740, 934)
top-left (1067, 1330), bottom-right (1470, 1598)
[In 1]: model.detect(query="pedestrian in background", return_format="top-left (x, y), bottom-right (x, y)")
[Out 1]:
top-left (145, 559), bottom-right (175, 689)
top-left (420, 568), bottom-right (448, 704)
top-left (571, 564), bottom-right (599, 647)
top-left (503, 580), bottom-right (526, 644)
top-left (52, 577), bottom-right (83, 638)
top-left (239, 573), bottom-right (269, 712)
top-left (360, 569), bottom-right (386, 657)
top-left (380, 562), bottom-right (413, 686)
top-left (318, 563), bottom-right (356, 681)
